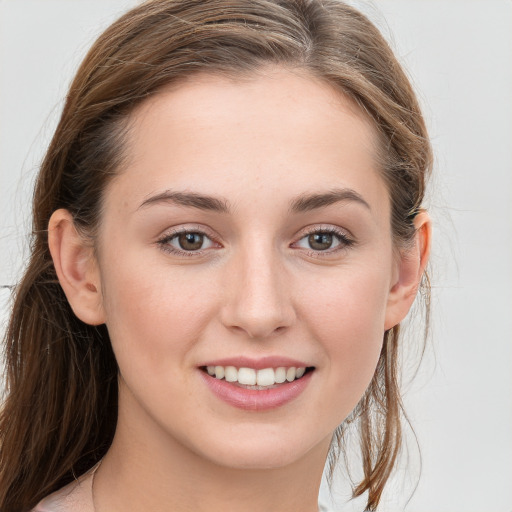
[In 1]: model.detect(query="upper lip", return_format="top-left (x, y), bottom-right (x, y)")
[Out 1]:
top-left (198, 356), bottom-right (312, 370)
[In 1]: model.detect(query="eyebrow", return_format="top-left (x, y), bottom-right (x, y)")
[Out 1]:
top-left (138, 187), bottom-right (370, 214)
top-left (289, 188), bottom-right (371, 213)
top-left (138, 190), bottom-right (230, 213)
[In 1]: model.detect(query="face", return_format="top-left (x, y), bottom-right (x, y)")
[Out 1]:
top-left (94, 68), bottom-right (402, 469)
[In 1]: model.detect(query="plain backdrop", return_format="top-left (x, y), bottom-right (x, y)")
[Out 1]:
top-left (1, 1), bottom-right (511, 511)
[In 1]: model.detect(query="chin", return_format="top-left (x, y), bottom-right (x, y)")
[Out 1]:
top-left (185, 428), bottom-right (331, 472)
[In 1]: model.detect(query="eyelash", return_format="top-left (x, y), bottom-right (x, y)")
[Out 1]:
top-left (156, 226), bottom-right (354, 257)
top-left (293, 226), bottom-right (355, 257)
top-left (156, 227), bottom-right (221, 257)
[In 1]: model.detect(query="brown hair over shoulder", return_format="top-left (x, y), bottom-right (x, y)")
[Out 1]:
top-left (0, 1), bottom-right (432, 511)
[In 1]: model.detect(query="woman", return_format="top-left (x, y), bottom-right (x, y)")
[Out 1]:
top-left (0, 1), bottom-right (432, 511)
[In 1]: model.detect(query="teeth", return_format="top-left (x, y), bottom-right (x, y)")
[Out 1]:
top-left (224, 366), bottom-right (238, 382)
top-left (275, 367), bottom-right (286, 383)
top-left (206, 365), bottom-right (308, 387)
top-left (214, 366), bottom-right (225, 379)
top-left (238, 367), bottom-right (257, 385)
top-left (256, 368), bottom-right (275, 386)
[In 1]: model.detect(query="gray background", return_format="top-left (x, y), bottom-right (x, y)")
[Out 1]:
top-left (1, 1), bottom-right (511, 511)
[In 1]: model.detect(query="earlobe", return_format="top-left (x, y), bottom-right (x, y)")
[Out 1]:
top-left (384, 211), bottom-right (431, 330)
top-left (48, 209), bottom-right (106, 326)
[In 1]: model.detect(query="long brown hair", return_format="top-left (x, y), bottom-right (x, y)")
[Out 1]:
top-left (0, 1), bottom-right (432, 510)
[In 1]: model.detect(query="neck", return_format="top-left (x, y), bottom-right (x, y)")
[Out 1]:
top-left (94, 388), bottom-right (331, 512)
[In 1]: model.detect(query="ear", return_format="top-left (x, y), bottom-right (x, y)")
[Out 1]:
top-left (384, 211), bottom-right (431, 330)
top-left (48, 209), bottom-right (106, 326)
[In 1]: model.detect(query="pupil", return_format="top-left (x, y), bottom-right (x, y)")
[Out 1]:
top-left (179, 233), bottom-right (203, 250)
top-left (309, 233), bottom-right (333, 250)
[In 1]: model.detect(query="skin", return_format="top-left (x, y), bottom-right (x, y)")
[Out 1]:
top-left (49, 67), bottom-right (431, 512)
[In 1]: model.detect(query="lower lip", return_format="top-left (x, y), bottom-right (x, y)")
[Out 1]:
top-left (200, 370), bottom-right (313, 411)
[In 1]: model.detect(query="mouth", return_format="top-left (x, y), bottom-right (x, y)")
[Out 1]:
top-left (200, 365), bottom-right (315, 390)
top-left (199, 357), bottom-right (315, 410)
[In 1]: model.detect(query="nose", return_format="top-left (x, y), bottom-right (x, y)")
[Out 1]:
top-left (220, 242), bottom-right (296, 339)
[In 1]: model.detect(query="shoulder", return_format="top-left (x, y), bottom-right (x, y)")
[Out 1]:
top-left (31, 464), bottom-right (98, 512)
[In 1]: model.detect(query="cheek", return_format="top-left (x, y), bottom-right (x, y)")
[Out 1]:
top-left (299, 264), bottom-right (390, 400)
top-left (99, 255), bottom-right (217, 376)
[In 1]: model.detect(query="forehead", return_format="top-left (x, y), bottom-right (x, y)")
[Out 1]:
top-left (109, 67), bottom-right (389, 218)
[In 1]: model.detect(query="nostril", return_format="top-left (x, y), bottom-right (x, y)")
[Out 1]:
top-left (225, 322), bottom-right (290, 340)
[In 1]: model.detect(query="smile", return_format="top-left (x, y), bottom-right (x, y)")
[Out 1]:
top-left (204, 366), bottom-right (309, 388)
top-left (199, 361), bottom-right (314, 410)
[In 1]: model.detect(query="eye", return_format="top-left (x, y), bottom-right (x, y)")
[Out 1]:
top-left (174, 232), bottom-right (208, 251)
top-left (157, 229), bottom-right (217, 254)
top-left (305, 232), bottom-right (337, 251)
top-left (293, 228), bottom-right (353, 253)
